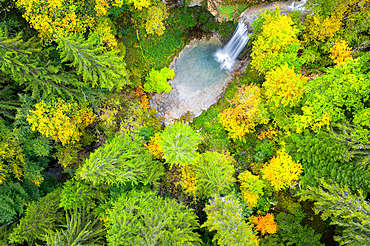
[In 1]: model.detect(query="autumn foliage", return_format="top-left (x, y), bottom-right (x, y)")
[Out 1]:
top-left (251, 9), bottom-right (301, 74)
top-left (330, 40), bottom-right (352, 64)
top-left (263, 63), bottom-right (307, 109)
top-left (239, 170), bottom-right (265, 208)
top-left (261, 148), bottom-right (303, 191)
top-left (27, 99), bottom-right (96, 146)
top-left (219, 84), bottom-right (269, 140)
top-left (252, 213), bottom-right (278, 235)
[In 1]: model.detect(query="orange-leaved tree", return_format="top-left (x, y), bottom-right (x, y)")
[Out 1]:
top-left (261, 148), bottom-right (302, 191)
top-left (252, 213), bottom-right (278, 236)
top-left (219, 84), bottom-right (269, 141)
top-left (330, 40), bottom-right (352, 64)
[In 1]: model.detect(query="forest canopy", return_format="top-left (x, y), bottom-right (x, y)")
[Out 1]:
top-left (0, 0), bottom-right (369, 245)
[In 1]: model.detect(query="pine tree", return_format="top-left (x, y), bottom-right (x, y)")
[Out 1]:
top-left (191, 151), bottom-right (235, 197)
top-left (262, 212), bottom-right (323, 246)
top-left (202, 194), bottom-right (259, 246)
top-left (158, 122), bottom-right (201, 168)
top-left (0, 28), bottom-right (85, 100)
top-left (0, 182), bottom-right (28, 225)
top-left (44, 208), bottom-right (106, 246)
top-left (56, 34), bottom-right (130, 90)
top-left (106, 189), bottom-right (201, 245)
top-left (60, 179), bottom-right (103, 210)
top-left (299, 179), bottom-right (370, 245)
top-left (76, 131), bottom-right (164, 186)
top-left (8, 188), bottom-right (64, 244)
top-left (286, 130), bottom-right (370, 193)
top-left (0, 78), bottom-right (21, 119)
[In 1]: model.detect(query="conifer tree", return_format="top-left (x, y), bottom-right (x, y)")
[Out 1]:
top-left (76, 131), bottom-right (164, 186)
top-left (106, 189), bottom-right (201, 245)
top-left (286, 131), bottom-right (370, 193)
top-left (262, 212), bottom-right (323, 246)
top-left (202, 194), bottom-right (258, 246)
top-left (191, 151), bottom-right (235, 197)
top-left (158, 122), bottom-right (201, 168)
top-left (44, 208), bottom-right (106, 246)
top-left (0, 182), bottom-right (28, 225)
top-left (60, 179), bottom-right (103, 210)
top-left (0, 28), bottom-right (85, 100)
top-left (56, 34), bottom-right (129, 90)
top-left (8, 188), bottom-right (64, 244)
top-left (299, 179), bottom-right (370, 245)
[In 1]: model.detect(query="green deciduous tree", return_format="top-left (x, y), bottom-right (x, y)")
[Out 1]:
top-left (143, 67), bottom-right (174, 93)
top-left (56, 34), bottom-right (129, 90)
top-left (202, 194), bottom-right (258, 246)
top-left (299, 179), bottom-right (370, 245)
top-left (106, 189), bottom-right (201, 245)
top-left (76, 131), bottom-right (164, 186)
top-left (295, 55), bottom-right (370, 136)
top-left (158, 122), bottom-right (201, 168)
top-left (9, 188), bottom-right (64, 244)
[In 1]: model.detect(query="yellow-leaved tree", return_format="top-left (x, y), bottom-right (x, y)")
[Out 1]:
top-left (250, 8), bottom-right (301, 74)
top-left (15, 0), bottom-right (167, 47)
top-left (261, 148), bottom-right (302, 191)
top-left (263, 63), bottom-right (307, 131)
top-left (263, 63), bottom-right (307, 109)
top-left (27, 99), bottom-right (96, 167)
top-left (219, 84), bottom-right (269, 141)
top-left (27, 99), bottom-right (96, 146)
top-left (239, 170), bottom-right (265, 209)
top-left (330, 40), bottom-right (352, 64)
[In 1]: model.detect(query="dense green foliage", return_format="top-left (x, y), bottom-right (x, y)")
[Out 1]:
top-left (202, 194), bottom-right (258, 245)
top-left (0, 0), bottom-right (369, 244)
top-left (158, 121), bottom-right (202, 168)
top-left (56, 34), bottom-right (130, 90)
top-left (299, 180), bottom-right (370, 245)
top-left (106, 189), bottom-right (201, 245)
top-left (76, 131), bottom-right (164, 186)
top-left (9, 188), bottom-right (63, 244)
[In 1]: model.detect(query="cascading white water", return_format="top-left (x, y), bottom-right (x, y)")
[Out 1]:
top-left (214, 22), bottom-right (251, 71)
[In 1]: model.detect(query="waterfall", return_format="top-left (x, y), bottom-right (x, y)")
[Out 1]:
top-left (214, 22), bottom-right (251, 71)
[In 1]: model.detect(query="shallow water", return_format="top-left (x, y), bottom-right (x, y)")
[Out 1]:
top-left (172, 40), bottom-right (228, 94)
top-left (151, 38), bottom-right (232, 123)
